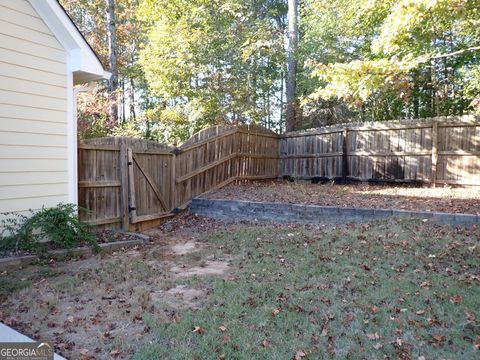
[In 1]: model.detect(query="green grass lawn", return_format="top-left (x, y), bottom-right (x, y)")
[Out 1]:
top-left (135, 218), bottom-right (479, 359)
top-left (1, 217), bottom-right (478, 359)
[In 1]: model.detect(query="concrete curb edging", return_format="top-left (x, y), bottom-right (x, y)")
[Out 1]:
top-left (0, 233), bottom-right (149, 270)
top-left (189, 198), bottom-right (479, 227)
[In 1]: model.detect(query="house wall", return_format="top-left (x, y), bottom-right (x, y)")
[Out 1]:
top-left (0, 0), bottom-right (69, 218)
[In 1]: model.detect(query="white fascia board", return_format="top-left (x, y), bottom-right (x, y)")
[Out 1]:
top-left (28, 0), bottom-right (107, 80)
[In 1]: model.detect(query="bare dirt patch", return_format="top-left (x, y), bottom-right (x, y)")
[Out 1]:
top-left (170, 260), bottom-right (230, 277)
top-left (205, 180), bottom-right (480, 214)
top-left (171, 240), bottom-right (199, 255)
top-left (152, 285), bottom-right (205, 309)
top-left (0, 213), bottom-right (231, 360)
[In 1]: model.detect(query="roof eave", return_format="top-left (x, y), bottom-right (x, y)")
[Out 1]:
top-left (28, 0), bottom-right (108, 82)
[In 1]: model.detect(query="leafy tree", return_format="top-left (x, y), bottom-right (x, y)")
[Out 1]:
top-left (302, 0), bottom-right (480, 123)
top-left (60, 0), bottom-right (149, 137)
top-left (137, 0), bottom-right (287, 134)
top-left (62, 0), bottom-right (480, 137)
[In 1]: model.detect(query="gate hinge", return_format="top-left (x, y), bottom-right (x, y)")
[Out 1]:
top-left (127, 161), bottom-right (133, 165)
top-left (129, 206), bottom-right (136, 212)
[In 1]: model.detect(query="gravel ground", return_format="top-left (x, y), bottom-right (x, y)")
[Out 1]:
top-left (205, 180), bottom-right (480, 215)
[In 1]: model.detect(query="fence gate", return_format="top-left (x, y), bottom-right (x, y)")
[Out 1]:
top-left (78, 125), bottom-right (280, 231)
top-left (78, 137), bottom-right (177, 231)
top-left (126, 147), bottom-right (175, 225)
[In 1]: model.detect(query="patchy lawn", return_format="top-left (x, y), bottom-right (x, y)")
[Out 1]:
top-left (1, 214), bottom-right (479, 359)
top-left (206, 180), bottom-right (480, 215)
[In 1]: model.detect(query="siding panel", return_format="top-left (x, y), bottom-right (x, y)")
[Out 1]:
top-left (0, 19), bottom-right (63, 50)
top-left (0, 0), bottom-right (71, 216)
top-left (0, 159), bottom-right (68, 172)
top-left (0, 104), bottom-right (67, 123)
top-left (0, 0), bottom-right (41, 18)
top-left (0, 5), bottom-right (57, 36)
top-left (0, 33), bottom-right (66, 63)
top-left (0, 89), bottom-right (67, 111)
top-left (0, 48), bottom-right (67, 75)
top-left (0, 62), bottom-right (67, 87)
top-left (0, 172), bottom-right (68, 187)
top-left (0, 119), bottom-right (66, 135)
top-left (0, 183), bottom-right (69, 200)
top-left (0, 75), bottom-right (66, 99)
top-left (0, 145), bottom-right (67, 159)
top-left (0, 132), bottom-right (67, 147)
top-left (0, 195), bottom-right (69, 213)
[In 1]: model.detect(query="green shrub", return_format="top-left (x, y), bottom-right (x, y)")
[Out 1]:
top-left (0, 203), bottom-right (98, 254)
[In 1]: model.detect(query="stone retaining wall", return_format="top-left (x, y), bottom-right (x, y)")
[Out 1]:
top-left (190, 198), bottom-right (479, 227)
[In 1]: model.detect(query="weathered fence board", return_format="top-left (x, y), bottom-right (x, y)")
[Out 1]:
top-left (280, 115), bottom-right (480, 184)
top-left (78, 125), bottom-right (279, 230)
top-left (78, 116), bottom-right (479, 230)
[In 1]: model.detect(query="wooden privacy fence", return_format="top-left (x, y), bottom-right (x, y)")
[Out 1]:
top-left (78, 124), bottom-right (279, 230)
top-left (280, 115), bottom-right (480, 186)
top-left (78, 116), bottom-right (480, 230)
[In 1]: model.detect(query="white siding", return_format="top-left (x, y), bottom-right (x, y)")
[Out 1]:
top-left (0, 0), bottom-right (69, 216)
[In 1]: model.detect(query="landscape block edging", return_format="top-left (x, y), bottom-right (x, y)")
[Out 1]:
top-left (0, 235), bottom-right (149, 270)
top-left (189, 198), bottom-right (479, 227)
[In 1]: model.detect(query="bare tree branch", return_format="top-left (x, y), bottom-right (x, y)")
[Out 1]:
top-left (430, 46), bottom-right (480, 60)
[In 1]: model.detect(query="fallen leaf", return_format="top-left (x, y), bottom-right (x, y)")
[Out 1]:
top-left (367, 333), bottom-right (379, 340)
top-left (171, 313), bottom-right (181, 323)
top-left (416, 310), bottom-right (425, 315)
top-left (222, 332), bottom-right (230, 344)
top-left (465, 310), bottom-right (475, 322)
top-left (360, 263), bottom-right (371, 271)
top-left (193, 326), bottom-right (204, 334)
top-left (272, 308), bottom-right (281, 317)
top-left (450, 295), bottom-right (463, 304)
top-left (370, 306), bottom-right (379, 314)
top-left (432, 334), bottom-right (445, 342)
top-left (373, 343), bottom-right (383, 350)
top-left (261, 339), bottom-right (270, 348)
top-left (109, 349), bottom-right (121, 357)
top-left (294, 350), bottom-right (307, 359)
top-left (327, 336), bottom-right (335, 356)
top-left (344, 313), bottom-right (354, 323)
top-left (219, 325), bottom-right (227, 332)
top-left (420, 280), bottom-right (432, 288)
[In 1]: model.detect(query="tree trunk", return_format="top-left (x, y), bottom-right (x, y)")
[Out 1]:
top-left (279, 69), bottom-right (284, 133)
top-left (286, 0), bottom-right (298, 132)
top-left (121, 78), bottom-right (125, 124)
top-left (130, 78), bottom-right (136, 122)
top-left (106, 0), bottom-right (119, 125)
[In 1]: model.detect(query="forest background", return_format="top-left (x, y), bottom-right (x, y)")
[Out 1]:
top-left (60, 0), bottom-right (480, 144)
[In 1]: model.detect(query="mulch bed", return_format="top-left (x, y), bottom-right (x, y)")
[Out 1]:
top-left (205, 180), bottom-right (480, 215)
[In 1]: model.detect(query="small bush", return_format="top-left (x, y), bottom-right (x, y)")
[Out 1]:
top-left (0, 203), bottom-right (98, 254)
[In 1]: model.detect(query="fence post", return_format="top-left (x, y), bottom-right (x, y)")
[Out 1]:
top-left (171, 151), bottom-right (177, 209)
top-left (127, 148), bottom-right (137, 223)
top-left (342, 127), bottom-right (348, 182)
top-left (119, 139), bottom-right (130, 231)
top-left (431, 120), bottom-right (438, 187)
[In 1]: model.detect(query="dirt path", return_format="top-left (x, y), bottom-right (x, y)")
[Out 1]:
top-left (205, 180), bottom-right (480, 214)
